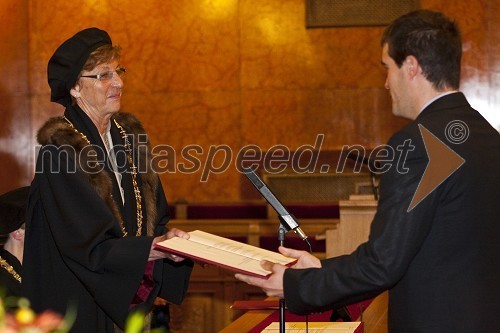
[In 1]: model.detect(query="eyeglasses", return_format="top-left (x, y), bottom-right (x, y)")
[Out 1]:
top-left (80, 67), bottom-right (126, 81)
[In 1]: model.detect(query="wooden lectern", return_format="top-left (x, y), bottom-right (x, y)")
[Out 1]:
top-left (326, 194), bottom-right (377, 258)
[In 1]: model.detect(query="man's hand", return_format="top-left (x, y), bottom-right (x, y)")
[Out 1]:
top-left (235, 259), bottom-right (287, 298)
top-left (149, 228), bottom-right (190, 262)
top-left (234, 246), bottom-right (321, 298)
top-left (279, 246), bottom-right (321, 269)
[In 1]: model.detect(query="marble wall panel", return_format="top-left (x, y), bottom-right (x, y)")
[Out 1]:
top-left (240, 88), bottom-right (408, 150)
top-left (9, 0), bottom-right (496, 201)
top-left (239, 0), bottom-right (387, 90)
top-left (489, 0), bottom-right (500, 115)
top-left (0, 97), bottom-right (32, 192)
top-left (29, 0), bottom-right (241, 94)
top-left (0, 0), bottom-right (31, 192)
top-left (123, 90), bottom-right (243, 202)
top-left (481, 0), bottom-right (500, 130)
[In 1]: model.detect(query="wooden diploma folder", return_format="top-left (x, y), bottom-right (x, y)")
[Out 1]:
top-left (155, 230), bottom-right (297, 278)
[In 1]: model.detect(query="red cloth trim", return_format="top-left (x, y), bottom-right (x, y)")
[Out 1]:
top-left (130, 261), bottom-right (155, 308)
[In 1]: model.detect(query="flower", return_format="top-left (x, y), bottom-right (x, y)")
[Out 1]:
top-left (0, 297), bottom-right (165, 332)
top-left (0, 298), bottom-right (70, 333)
top-left (125, 310), bottom-right (167, 333)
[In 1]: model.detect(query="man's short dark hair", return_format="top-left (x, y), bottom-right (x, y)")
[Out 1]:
top-left (381, 10), bottom-right (462, 90)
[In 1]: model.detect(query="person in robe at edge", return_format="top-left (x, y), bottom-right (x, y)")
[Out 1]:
top-left (235, 10), bottom-right (500, 333)
top-left (0, 186), bottom-right (29, 298)
top-left (23, 28), bottom-right (194, 332)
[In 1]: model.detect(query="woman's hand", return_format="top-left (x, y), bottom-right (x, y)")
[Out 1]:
top-left (149, 228), bottom-right (190, 262)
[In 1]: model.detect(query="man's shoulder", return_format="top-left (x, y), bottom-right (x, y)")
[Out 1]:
top-left (386, 120), bottom-right (422, 148)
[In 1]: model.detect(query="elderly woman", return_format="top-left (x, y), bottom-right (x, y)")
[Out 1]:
top-left (24, 28), bottom-right (193, 332)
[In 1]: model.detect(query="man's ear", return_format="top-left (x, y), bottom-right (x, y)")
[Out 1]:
top-left (404, 55), bottom-right (420, 79)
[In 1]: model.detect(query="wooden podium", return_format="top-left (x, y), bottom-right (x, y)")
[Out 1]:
top-left (219, 307), bottom-right (276, 333)
top-left (221, 195), bottom-right (388, 333)
top-left (326, 194), bottom-right (377, 258)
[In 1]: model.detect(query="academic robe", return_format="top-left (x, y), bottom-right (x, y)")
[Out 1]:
top-left (283, 93), bottom-right (500, 332)
top-left (0, 248), bottom-right (22, 298)
top-left (24, 105), bottom-right (193, 332)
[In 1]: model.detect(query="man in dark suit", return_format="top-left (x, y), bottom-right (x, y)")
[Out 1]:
top-left (235, 10), bottom-right (500, 332)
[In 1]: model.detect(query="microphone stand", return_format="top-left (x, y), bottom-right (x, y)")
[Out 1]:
top-left (278, 224), bottom-right (287, 333)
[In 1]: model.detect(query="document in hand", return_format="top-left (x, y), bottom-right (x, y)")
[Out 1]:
top-left (155, 230), bottom-right (297, 278)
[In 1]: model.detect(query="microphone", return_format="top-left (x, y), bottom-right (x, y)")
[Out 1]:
top-left (243, 168), bottom-right (308, 241)
top-left (279, 214), bottom-right (307, 241)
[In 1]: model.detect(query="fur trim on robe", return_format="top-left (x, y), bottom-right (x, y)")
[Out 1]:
top-left (36, 112), bottom-right (159, 236)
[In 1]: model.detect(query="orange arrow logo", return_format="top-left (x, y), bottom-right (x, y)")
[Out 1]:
top-left (408, 124), bottom-right (465, 212)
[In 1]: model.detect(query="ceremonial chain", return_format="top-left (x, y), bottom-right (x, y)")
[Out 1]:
top-left (0, 256), bottom-right (21, 283)
top-left (114, 119), bottom-right (144, 237)
top-left (63, 116), bottom-right (143, 237)
top-left (64, 116), bottom-right (90, 144)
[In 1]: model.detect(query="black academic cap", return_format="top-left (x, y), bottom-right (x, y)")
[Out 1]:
top-left (47, 27), bottom-right (112, 107)
top-left (0, 186), bottom-right (30, 235)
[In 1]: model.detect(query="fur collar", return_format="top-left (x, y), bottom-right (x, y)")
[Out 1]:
top-left (37, 112), bottom-right (158, 236)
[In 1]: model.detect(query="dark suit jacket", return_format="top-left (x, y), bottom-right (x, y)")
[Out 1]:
top-left (284, 93), bottom-right (500, 332)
